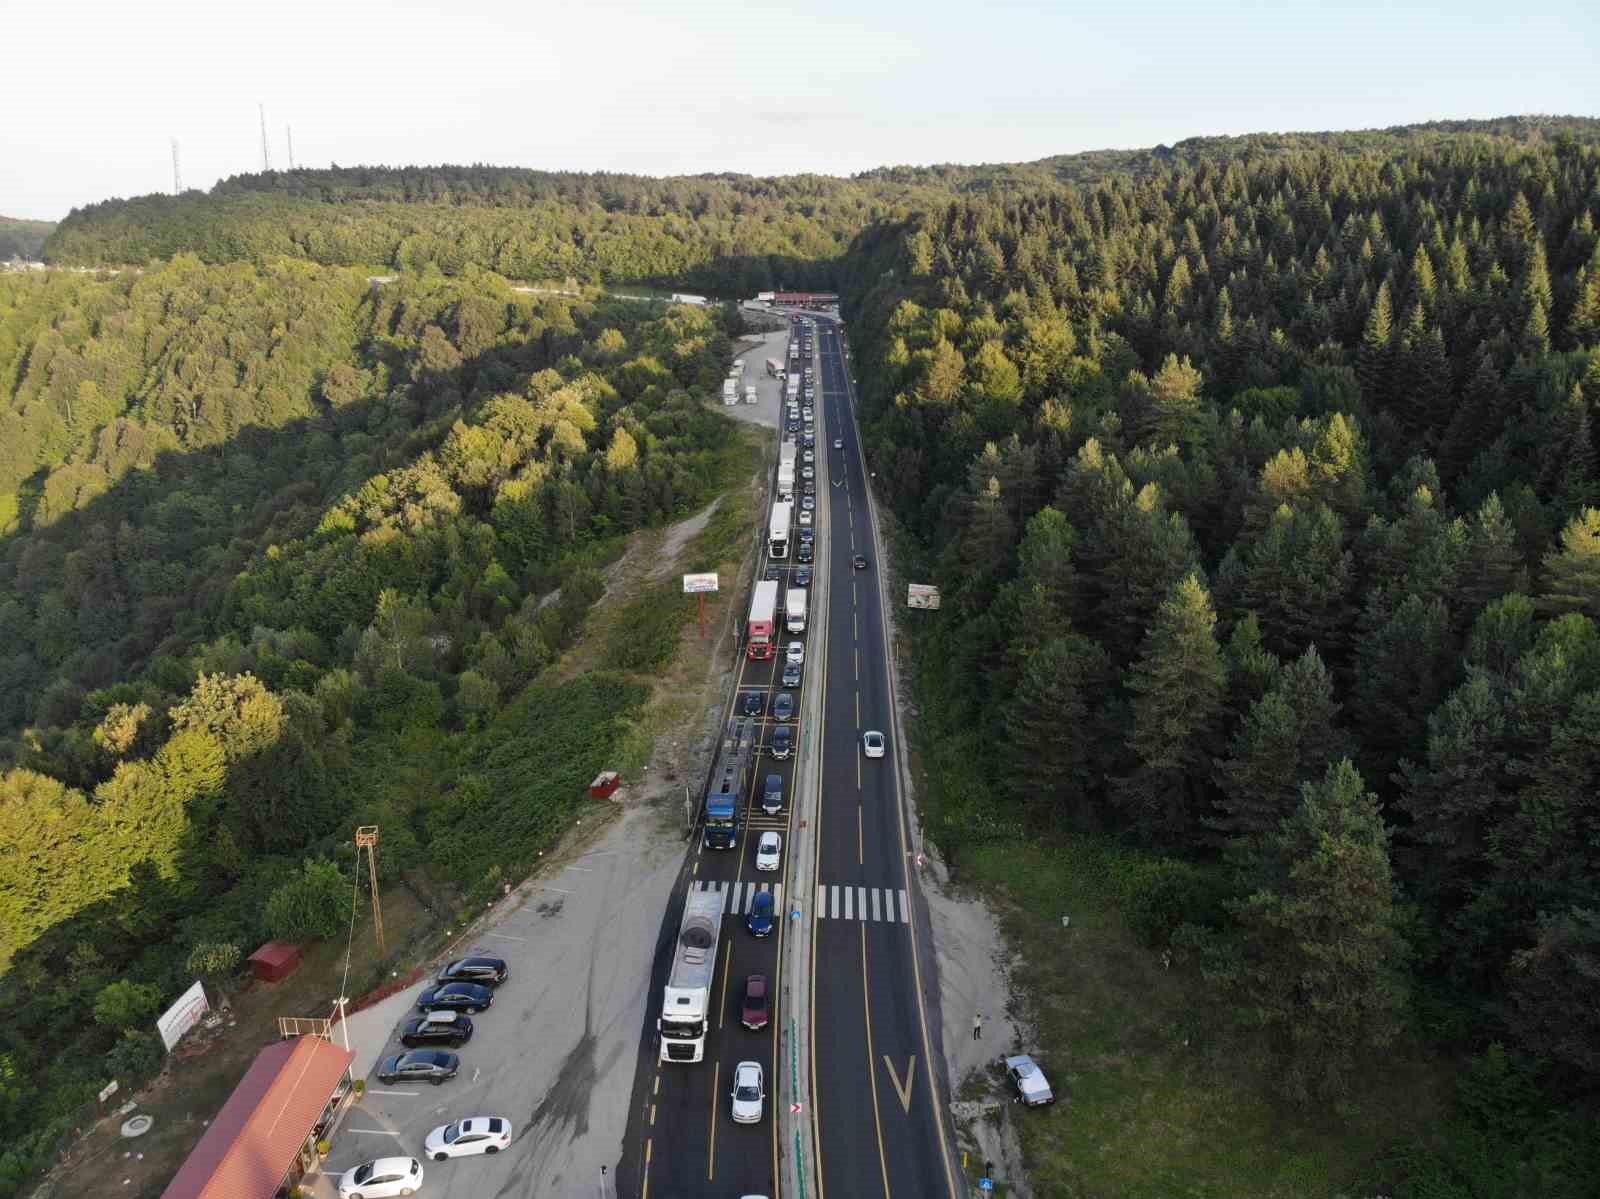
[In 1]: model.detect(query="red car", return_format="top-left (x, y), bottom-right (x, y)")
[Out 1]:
top-left (741, 975), bottom-right (770, 1031)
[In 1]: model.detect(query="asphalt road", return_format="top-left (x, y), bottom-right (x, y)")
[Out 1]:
top-left (614, 328), bottom-right (817, 1199)
top-left (807, 321), bottom-right (956, 1199)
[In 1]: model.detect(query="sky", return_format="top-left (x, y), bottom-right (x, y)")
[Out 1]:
top-left (2, 0), bottom-right (1597, 221)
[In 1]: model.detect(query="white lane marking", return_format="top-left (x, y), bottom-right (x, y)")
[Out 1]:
top-left (844, 886), bottom-right (854, 920)
top-left (346, 1127), bottom-right (403, 1135)
top-left (541, 886), bottom-right (573, 894)
top-left (364, 1090), bottom-right (420, 1097)
top-left (817, 884), bottom-right (827, 915)
top-left (899, 889), bottom-right (909, 923)
top-left (483, 932), bottom-right (528, 942)
top-left (871, 889), bottom-right (882, 922)
top-left (857, 887), bottom-right (868, 921)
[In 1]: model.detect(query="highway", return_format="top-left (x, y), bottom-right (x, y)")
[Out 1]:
top-left (615, 314), bottom-right (955, 1198)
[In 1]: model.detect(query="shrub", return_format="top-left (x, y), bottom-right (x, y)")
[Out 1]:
top-left (264, 859), bottom-right (350, 941)
top-left (91, 981), bottom-right (162, 1030)
top-left (1125, 858), bottom-right (1231, 948)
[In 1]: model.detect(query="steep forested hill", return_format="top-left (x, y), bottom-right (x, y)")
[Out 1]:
top-left (842, 134), bottom-right (1600, 1187)
top-left (0, 216), bottom-right (54, 261)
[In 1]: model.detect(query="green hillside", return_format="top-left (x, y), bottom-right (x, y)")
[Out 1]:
top-left (0, 216), bottom-right (55, 261)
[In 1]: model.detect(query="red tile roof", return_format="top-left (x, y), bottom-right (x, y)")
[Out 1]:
top-left (161, 1036), bottom-right (354, 1199)
top-left (246, 942), bottom-right (301, 969)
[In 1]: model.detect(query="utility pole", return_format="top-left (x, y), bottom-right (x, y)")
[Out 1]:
top-left (286, 124), bottom-right (295, 170)
top-left (259, 103), bottom-right (272, 171)
top-left (171, 139), bottom-right (183, 194)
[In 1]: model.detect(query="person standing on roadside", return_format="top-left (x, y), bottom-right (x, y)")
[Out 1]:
top-left (972, 1012), bottom-right (983, 1041)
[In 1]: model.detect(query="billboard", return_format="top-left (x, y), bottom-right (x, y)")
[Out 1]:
top-left (907, 584), bottom-right (941, 610)
top-left (157, 980), bottom-right (210, 1051)
top-left (682, 573), bottom-right (720, 594)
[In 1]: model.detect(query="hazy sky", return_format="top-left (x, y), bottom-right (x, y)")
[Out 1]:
top-left (3, 0), bottom-right (1596, 221)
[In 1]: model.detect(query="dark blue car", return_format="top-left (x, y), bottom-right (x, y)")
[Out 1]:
top-left (417, 982), bottom-right (493, 1014)
top-left (747, 891), bottom-right (776, 937)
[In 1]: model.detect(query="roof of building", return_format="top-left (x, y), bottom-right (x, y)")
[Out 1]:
top-left (246, 941), bottom-right (302, 968)
top-left (161, 1035), bottom-right (354, 1199)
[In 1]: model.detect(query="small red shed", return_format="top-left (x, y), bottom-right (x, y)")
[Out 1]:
top-left (248, 941), bottom-right (303, 984)
top-left (589, 771), bottom-right (621, 800)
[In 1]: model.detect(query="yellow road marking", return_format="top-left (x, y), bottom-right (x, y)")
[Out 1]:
top-left (882, 1055), bottom-right (918, 1113)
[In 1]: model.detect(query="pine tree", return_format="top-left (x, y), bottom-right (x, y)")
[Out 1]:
top-left (1120, 573), bottom-right (1228, 841)
top-left (1004, 634), bottom-right (1105, 825)
top-left (1537, 383), bottom-right (1596, 510)
top-left (1568, 264), bottom-right (1600, 347)
top-left (1452, 492), bottom-right (1529, 619)
top-left (1224, 760), bottom-right (1406, 1103)
top-left (1358, 280), bottom-right (1395, 411)
top-left (1539, 507), bottom-right (1600, 618)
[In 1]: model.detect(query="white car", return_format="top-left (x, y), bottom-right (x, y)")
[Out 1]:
top-left (337, 1157), bottom-right (423, 1199)
top-left (422, 1115), bottom-right (513, 1160)
top-left (1003, 1054), bottom-right (1056, 1106)
top-left (798, 510), bottom-right (813, 526)
top-left (786, 641), bottom-right (804, 666)
top-left (803, 450), bottom-right (815, 464)
top-left (833, 438), bottom-right (843, 450)
top-left (862, 730), bottom-right (886, 759)
top-left (755, 831), bottom-right (782, 871)
top-left (730, 1060), bottom-right (765, 1123)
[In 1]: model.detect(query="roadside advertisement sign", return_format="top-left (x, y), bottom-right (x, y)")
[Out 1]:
top-left (682, 573), bottom-right (720, 594)
top-left (156, 980), bottom-right (210, 1051)
top-left (907, 584), bottom-right (941, 610)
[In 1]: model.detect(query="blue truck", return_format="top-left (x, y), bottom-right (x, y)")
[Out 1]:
top-left (703, 717), bottom-right (755, 849)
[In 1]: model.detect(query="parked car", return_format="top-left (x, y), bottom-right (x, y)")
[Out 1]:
top-left (376, 1050), bottom-right (459, 1086)
top-left (862, 730), bottom-right (886, 759)
top-left (337, 1156), bottom-right (423, 1199)
top-left (730, 1061), bottom-right (766, 1123)
top-left (781, 663), bottom-right (802, 688)
top-left (748, 890), bottom-right (776, 936)
top-left (786, 641), bottom-right (805, 666)
top-left (1004, 1054), bottom-right (1055, 1106)
top-left (794, 567), bottom-right (812, 587)
top-left (422, 1115), bottom-right (513, 1160)
top-left (741, 975), bottom-right (771, 1030)
top-left (773, 692), bottom-right (795, 721)
top-left (417, 982), bottom-right (493, 1014)
top-left (740, 691), bottom-right (765, 717)
top-left (436, 956), bottom-right (508, 986)
top-left (400, 1011), bottom-right (473, 1048)
top-left (762, 773), bottom-right (783, 815)
top-left (770, 726), bottom-right (793, 759)
top-left (755, 831), bottom-right (782, 871)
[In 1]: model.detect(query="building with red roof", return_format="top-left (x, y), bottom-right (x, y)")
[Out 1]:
top-left (160, 1034), bottom-right (354, 1199)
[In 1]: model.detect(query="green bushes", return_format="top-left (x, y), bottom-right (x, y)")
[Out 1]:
top-left (603, 584), bottom-right (691, 673)
top-left (264, 859), bottom-right (351, 941)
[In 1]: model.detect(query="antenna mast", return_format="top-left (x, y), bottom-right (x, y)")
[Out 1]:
top-left (171, 139), bottom-right (183, 193)
top-left (259, 103), bottom-right (272, 171)
top-left (286, 124), bottom-right (296, 170)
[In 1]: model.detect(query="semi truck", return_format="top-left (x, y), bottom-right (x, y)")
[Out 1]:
top-left (768, 501), bottom-right (792, 560)
top-left (722, 378), bottom-right (737, 405)
top-left (786, 587), bottom-right (807, 634)
top-left (744, 386), bottom-right (757, 405)
top-left (786, 375), bottom-right (799, 401)
top-left (777, 442), bottom-right (797, 500)
top-left (766, 357), bottom-right (783, 377)
top-left (702, 716), bottom-right (754, 851)
top-left (658, 888), bottom-right (725, 1062)
top-left (747, 579), bottom-right (779, 659)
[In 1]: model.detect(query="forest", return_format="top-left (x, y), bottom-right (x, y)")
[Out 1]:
top-left (0, 217), bottom-right (54, 262)
top-left (4, 117), bottom-right (1600, 1196)
top-left (842, 136), bottom-right (1600, 1188)
top-left (0, 259), bottom-right (738, 1195)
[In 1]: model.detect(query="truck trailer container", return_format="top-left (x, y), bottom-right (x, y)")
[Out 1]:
top-left (747, 580), bottom-right (779, 659)
top-left (766, 357), bottom-right (783, 377)
top-left (777, 442), bottom-right (797, 500)
top-left (786, 587), bottom-right (807, 634)
top-left (768, 501), bottom-right (792, 560)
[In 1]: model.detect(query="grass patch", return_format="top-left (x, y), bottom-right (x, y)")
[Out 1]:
top-left (953, 838), bottom-right (1448, 1199)
top-left (603, 582), bottom-right (695, 673)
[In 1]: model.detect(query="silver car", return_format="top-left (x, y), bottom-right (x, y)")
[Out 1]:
top-left (1004, 1054), bottom-right (1055, 1106)
top-left (730, 1060), bottom-right (765, 1123)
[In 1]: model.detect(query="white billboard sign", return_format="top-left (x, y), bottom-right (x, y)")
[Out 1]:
top-left (907, 584), bottom-right (941, 610)
top-left (682, 573), bottom-right (720, 594)
top-left (157, 980), bottom-right (210, 1051)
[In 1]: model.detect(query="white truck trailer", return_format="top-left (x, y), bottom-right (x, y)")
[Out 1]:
top-left (722, 378), bottom-right (737, 405)
top-left (766, 357), bottom-right (783, 378)
top-left (744, 386), bottom-right (757, 405)
top-left (786, 587), bottom-right (807, 634)
top-left (777, 442), bottom-right (797, 501)
top-left (657, 889), bottom-right (724, 1062)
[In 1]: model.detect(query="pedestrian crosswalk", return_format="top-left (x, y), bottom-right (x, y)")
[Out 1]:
top-left (815, 884), bottom-right (910, 923)
top-left (690, 879), bottom-right (784, 914)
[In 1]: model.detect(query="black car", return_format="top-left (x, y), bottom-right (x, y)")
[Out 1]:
top-left (781, 662), bottom-right (801, 688)
top-left (794, 568), bottom-right (812, 587)
top-left (417, 982), bottom-right (493, 1014)
top-left (770, 726), bottom-right (793, 760)
top-left (796, 544), bottom-right (813, 564)
top-left (436, 956), bottom-right (508, 986)
top-left (739, 691), bottom-right (765, 717)
top-left (400, 1011), bottom-right (473, 1048)
top-left (804, 481), bottom-right (816, 496)
top-left (377, 1049), bottom-right (460, 1086)
top-left (765, 565), bottom-right (781, 582)
top-left (853, 555), bottom-right (869, 570)
top-left (773, 693), bottom-right (795, 721)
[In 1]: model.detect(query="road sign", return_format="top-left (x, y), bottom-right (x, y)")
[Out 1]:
top-left (979, 1180), bottom-right (994, 1192)
top-left (791, 1101), bottom-right (802, 1113)
top-left (682, 572), bottom-right (719, 594)
top-left (907, 583), bottom-right (941, 610)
